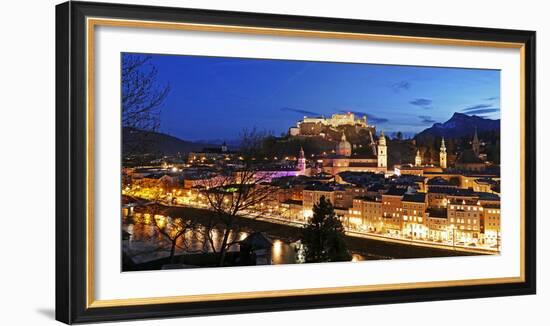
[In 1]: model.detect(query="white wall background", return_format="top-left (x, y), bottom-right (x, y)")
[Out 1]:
top-left (0, 0), bottom-right (546, 325)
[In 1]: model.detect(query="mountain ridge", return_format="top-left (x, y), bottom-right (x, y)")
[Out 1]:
top-left (415, 112), bottom-right (500, 140)
top-left (123, 127), bottom-right (214, 156)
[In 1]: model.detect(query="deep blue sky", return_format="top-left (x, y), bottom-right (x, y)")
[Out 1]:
top-left (124, 53), bottom-right (500, 142)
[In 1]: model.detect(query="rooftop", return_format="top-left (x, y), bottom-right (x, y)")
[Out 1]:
top-left (383, 186), bottom-right (408, 197)
top-left (426, 207), bottom-right (448, 219)
top-left (355, 195), bottom-right (382, 202)
top-left (475, 192), bottom-right (500, 201)
top-left (428, 187), bottom-right (475, 196)
top-left (402, 192), bottom-right (427, 203)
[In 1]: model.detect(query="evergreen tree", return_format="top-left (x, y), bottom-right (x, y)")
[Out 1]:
top-left (300, 196), bottom-right (351, 263)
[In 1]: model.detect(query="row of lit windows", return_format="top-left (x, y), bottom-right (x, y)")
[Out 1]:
top-left (451, 212), bottom-right (479, 218)
top-left (383, 212), bottom-right (401, 218)
top-left (450, 218), bottom-right (477, 224)
top-left (403, 216), bottom-right (423, 223)
top-left (450, 205), bottom-right (483, 211)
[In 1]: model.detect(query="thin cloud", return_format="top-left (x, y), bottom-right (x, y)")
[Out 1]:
top-left (418, 115), bottom-right (436, 124)
top-left (280, 107), bottom-right (321, 116)
top-left (391, 81), bottom-right (411, 93)
top-left (483, 96), bottom-right (500, 101)
top-left (462, 103), bottom-right (492, 112)
top-left (410, 98), bottom-right (433, 109)
top-left (464, 108), bottom-right (500, 115)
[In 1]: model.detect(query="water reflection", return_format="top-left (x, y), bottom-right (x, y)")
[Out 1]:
top-left (124, 212), bottom-right (364, 265)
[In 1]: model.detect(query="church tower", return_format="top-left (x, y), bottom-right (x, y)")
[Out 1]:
top-left (472, 128), bottom-right (480, 157)
top-left (439, 137), bottom-right (447, 169)
top-left (415, 149), bottom-right (422, 167)
top-left (377, 131), bottom-right (387, 168)
top-left (297, 147), bottom-right (306, 175)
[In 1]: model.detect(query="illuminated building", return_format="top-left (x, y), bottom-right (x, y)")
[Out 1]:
top-left (336, 133), bottom-right (352, 157)
top-left (425, 208), bottom-right (449, 241)
top-left (447, 198), bottom-right (482, 244)
top-left (439, 137), bottom-right (447, 169)
top-left (481, 203), bottom-right (500, 245)
top-left (472, 178), bottom-right (499, 193)
top-left (381, 187), bottom-right (407, 235)
top-left (426, 187), bottom-right (473, 208)
top-left (320, 131), bottom-right (388, 175)
top-left (377, 131), bottom-right (387, 168)
top-left (415, 149), bottom-right (422, 167)
top-left (279, 199), bottom-right (304, 222)
top-left (402, 192), bottom-right (428, 239)
top-left (349, 195), bottom-right (383, 232)
top-left (289, 112), bottom-right (372, 136)
top-left (303, 184), bottom-right (336, 212)
top-left (394, 165), bottom-right (424, 177)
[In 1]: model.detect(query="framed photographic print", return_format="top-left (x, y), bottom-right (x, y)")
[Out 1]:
top-left (56, 1), bottom-right (536, 324)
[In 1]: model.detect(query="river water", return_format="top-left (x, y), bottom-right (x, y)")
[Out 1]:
top-left (123, 212), bottom-right (365, 266)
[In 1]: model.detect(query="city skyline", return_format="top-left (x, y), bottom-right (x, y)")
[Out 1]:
top-left (126, 53), bottom-right (500, 142)
top-left (121, 52), bottom-right (501, 271)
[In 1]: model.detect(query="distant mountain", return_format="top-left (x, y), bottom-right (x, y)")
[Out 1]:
top-left (415, 112), bottom-right (500, 140)
top-left (122, 127), bottom-right (213, 156)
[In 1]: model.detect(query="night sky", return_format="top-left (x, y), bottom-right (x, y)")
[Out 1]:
top-left (123, 53), bottom-right (500, 143)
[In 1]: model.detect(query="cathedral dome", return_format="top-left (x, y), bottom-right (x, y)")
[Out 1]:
top-left (336, 133), bottom-right (352, 157)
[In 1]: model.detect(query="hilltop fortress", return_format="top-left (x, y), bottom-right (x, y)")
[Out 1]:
top-left (288, 112), bottom-right (387, 174)
top-left (289, 112), bottom-right (375, 137)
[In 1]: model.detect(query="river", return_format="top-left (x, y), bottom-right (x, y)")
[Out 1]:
top-left (123, 210), bottom-right (367, 267)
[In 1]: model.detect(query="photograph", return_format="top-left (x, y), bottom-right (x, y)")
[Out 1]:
top-left (50, 1), bottom-right (537, 323)
top-left (120, 53), bottom-right (502, 272)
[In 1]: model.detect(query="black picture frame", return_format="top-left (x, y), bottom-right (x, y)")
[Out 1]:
top-left (56, 1), bottom-right (536, 324)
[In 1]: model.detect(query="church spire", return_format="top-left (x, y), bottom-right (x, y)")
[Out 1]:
top-left (297, 147), bottom-right (306, 175)
top-left (472, 127), bottom-right (480, 156)
top-left (377, 130), bottom-right (387, 169)
top-left (439, 137), bottom-right (447, 169)
top-left (415, 149), bottom-right (422, 167)
top-left (378, 130), bottom-right (386, 146)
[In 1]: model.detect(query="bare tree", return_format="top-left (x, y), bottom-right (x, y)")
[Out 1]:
top-left (129, 193), bottom-right (198, 265)
top-left (122, 54), bottom-right (170, 131)
top-left (151, 212), bottom-right (196, 264)
top-left (197, 129), bottom-right (279, 266)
